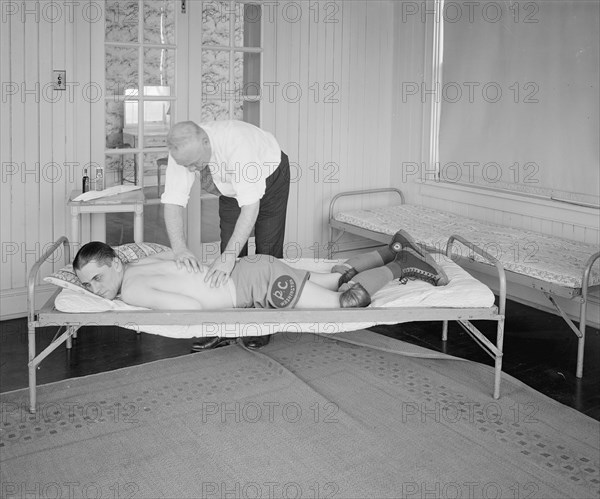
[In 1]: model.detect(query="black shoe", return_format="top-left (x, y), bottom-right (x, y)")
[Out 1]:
top-left (389, 229), bottom-right (426, 257)
top-left (191, 337), bottom-right (227, 352)
top-left (242, 335), bottom-right (271, 349)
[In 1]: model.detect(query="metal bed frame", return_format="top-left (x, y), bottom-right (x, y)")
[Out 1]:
top-left (328, 187), bottom-right (600, 379)
top-left (27, 235), bottom-right (506, 413)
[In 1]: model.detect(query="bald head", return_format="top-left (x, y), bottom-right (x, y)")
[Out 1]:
top-left (167, 121), bottom-right (202, 153)
top-left (167, 121), bottom-right (211, 169)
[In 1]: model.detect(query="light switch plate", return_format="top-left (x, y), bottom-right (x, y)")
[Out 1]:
top-left (53, 70), bottom-right (66, 91)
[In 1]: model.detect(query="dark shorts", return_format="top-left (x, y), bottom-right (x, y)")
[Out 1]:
top-left (230, 255), bottom-right (309, 309)
top-left (219, 152), bottom-right (290, 258)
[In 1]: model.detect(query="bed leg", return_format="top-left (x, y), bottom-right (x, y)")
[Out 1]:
top-left (576, 300), bottom-right (587, 378)
top-left (442, 321), bottom-right (448, 341)
top-left (493, 355), bottom-right (502, 400)
top-left (493, 316), bottom-right (505, 400)
top-left (28, 321), bottom-right (37, 414)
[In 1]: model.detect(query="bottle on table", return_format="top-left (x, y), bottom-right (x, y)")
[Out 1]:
top-left (94, 164), bottom-right (105, 191)
top-left (82, 167), bottom-right (90, 193)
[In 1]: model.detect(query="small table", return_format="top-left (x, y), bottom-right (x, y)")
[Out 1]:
top-left (68, 189), bottom-right (145, 247)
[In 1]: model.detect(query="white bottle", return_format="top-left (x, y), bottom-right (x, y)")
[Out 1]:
top-left (94, 164), bottom-right (105, 191)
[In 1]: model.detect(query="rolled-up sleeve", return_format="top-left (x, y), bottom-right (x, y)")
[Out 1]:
top-left (160, 155), bottom-right (197, 207)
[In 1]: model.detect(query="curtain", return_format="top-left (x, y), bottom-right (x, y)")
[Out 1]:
top-left (439, 0), bottom-right (599, 205)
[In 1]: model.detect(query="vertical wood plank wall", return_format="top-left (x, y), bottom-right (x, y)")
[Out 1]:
top-left (1, 0), bottom-right (597, 320)
top-left (262, 1), bottom-right (395, 258)
top-left (1, 0), bottom-right (80, 318)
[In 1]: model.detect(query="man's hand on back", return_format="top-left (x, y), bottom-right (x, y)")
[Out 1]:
top-left (205, 251), bottom-right (237, 288)
top-left (174, 247), bottom-right (202, 273)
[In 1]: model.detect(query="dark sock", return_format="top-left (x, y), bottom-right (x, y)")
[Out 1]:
top-left (349, 263), bottom-right (402, 297)
top-left (389, 229), bottom-right (427, 257)
top-left (332, 246), bottom-right (395, 276)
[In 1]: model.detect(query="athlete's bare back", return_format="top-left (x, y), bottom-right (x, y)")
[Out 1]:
top-left (121, 256), bottom-right (236, 310)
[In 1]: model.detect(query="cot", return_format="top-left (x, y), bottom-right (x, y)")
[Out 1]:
top-left (328, 187), bottom-right (600, 379)
top-left (27, 235), bottom-right (506, 413)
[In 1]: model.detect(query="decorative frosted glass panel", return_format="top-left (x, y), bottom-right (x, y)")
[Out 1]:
top-left (202, 101), bottom-right (230, 122)
top-left (105, 100), bottom-right (127, 149)
top-left (144, 48), bottom-right (175, 91)
top-left (202, 1), bottom-right (232, 46)
top-left (106, 1), bottom-right (139, 43)
top-left (202, 50), bottom-right (230, 95)
top-left (144, 0), bottom-right (175, 45)
top-left (232, 101), bottom-right (244, 120)
top-left (235, 3), bottom-right (261, 48)
top-left (105, 46), bottom-right (138, 97)
top-left (105, 153), bottom-right (137, 188)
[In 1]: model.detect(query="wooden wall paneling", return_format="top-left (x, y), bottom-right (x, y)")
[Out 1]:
top-left (292, 2), bottom-right (313, 257)
top-left (334, 0), bottom-right (351, 217)
top-left (353, 1), bottom-right (367, 208)
top-left (374, 2), bottom-right (394, 208)
top-left (74, 3), bottom-right (92, 248)
top-left (319, 8), bottom-right (341, 252)
top-left (38, 2), bottom-right (54, 281)
top-left (9, 12), bottom-right (26, 290)
top-left (362, 2), bottom-right (378, 207)
top-left (273, 2), bottom-right (299, 254)
top-left (90, 5), bottom-right (105, 242)
top-left (53, 1), bottom-right (69, 270)
top-left (310, 0), bottom-right (326, 253)
top-left (343, 1), bottom-right (365, 212)
top-left (0, 11), bottom-right (13, 290)
top-left (23, 3), bottom-right (41, 290)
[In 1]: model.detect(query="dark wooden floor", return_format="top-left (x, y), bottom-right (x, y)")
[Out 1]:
top-left (2, 299), bottom-right (599, 421)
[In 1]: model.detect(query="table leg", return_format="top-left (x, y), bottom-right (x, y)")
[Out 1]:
top-left (134, 205), bottom-right (144, 243)
top-left (70, 207), bottom-right (80, 251)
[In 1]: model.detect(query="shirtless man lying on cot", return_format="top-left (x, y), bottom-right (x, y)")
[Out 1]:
top-left (73, 230), bottom-right (449, 312)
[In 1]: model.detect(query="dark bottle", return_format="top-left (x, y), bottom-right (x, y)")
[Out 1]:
top-left (82, 167), bottom-right (90, 193)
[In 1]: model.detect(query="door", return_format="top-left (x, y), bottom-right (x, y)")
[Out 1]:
top-left (103, 0), bottom-right (186, 246)
top-left (100, 0), bottom-right (263, 255)
top-left (186, 0), bottom-right (264, 260)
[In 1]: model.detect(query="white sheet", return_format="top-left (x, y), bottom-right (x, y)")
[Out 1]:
top-left (54, 256), bottom-right (495, 339)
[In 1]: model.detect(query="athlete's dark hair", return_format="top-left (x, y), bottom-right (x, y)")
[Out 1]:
top-left (73, 241), bottom-right (118, 271)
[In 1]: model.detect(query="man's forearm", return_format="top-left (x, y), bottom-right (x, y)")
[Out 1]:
top-left (163, 203), bottom-right (188, 252)
top-left (224, 202), bottom-right (259, 257)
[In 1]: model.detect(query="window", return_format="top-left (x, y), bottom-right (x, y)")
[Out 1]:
top-left (104, 0), bottom-right (176, 202)
top-left (200, 1), bottom-right (262, 125)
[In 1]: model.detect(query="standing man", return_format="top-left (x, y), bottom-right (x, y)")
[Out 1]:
top-left (161, 120), bottom-right (290, 350)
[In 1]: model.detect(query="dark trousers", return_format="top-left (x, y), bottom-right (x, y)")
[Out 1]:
top-left (219, 152), bottom-right (290, 258)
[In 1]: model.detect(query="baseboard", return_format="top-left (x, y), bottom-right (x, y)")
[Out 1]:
top-left (0, 285), bottom-right (57, 321)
